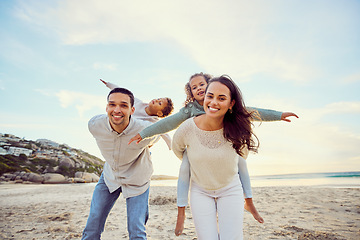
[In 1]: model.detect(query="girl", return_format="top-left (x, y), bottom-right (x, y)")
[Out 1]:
top-left (172, 75), bottom-right (261, 239)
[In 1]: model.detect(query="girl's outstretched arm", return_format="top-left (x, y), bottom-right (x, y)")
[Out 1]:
top-left (248, 107), bottom-right (298, 122)
top-left (129, 107), bottom-right (191, 144)
top-left (281, 112), bottom-right (299, 122)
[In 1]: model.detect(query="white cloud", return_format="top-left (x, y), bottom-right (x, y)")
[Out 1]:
top-left (322, 101), bottom-right (360, 114)
top-left (0, 123), bottom-right (53, 129)
top-left (249, 117), bottom-right (360, 175)
top-left (15, 0), bottom-right (356, 83)
top-left (241, 97), bottom-right (360, 175)
top-left (341, 73), bottom-right (360, 84)
top-left (55, 90), bottom-right (105, 117)
top-left (36, 89), bottom-right (105, 117)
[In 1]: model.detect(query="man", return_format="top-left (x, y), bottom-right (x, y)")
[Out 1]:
top-left (82, 87), bottom-right (159, 239)
top-left (100, 79), bottom-right (174, 149)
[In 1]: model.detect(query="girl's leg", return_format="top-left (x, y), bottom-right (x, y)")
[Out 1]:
top-left (175, 151), bottom-right (190, 236)
top-left (190, 182), bottom-right (218, 240)
top-left (217, 177), bottom-right (244, 240)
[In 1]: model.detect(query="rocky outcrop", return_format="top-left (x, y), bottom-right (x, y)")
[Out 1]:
top-left (74, 172), bottom-right (100, 183)
top-left (27, 173), bottom-right (44, 183)
top-left (43, 173), bottom-right (67, 184)
top-left (0, 171), bottom-right (100, 184)
top-left (59, 158), bottom-right (75, 168)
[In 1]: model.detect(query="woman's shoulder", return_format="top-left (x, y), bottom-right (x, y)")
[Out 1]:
top-left (177, 117), bottom-right (195, 132)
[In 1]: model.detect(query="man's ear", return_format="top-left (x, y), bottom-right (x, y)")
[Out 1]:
top-left (156, 111), bottom-right (163, 117)
top-left (131, 107), bottom-right (135, 115)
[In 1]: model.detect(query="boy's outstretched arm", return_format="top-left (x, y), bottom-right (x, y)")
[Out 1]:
top-left (100, 79), bottom-right (118, 90)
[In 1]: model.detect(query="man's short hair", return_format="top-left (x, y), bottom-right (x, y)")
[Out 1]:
top-left (107, 88), bottom-right (135, 107)
top-left (160, 98), bottom-right (174, 118)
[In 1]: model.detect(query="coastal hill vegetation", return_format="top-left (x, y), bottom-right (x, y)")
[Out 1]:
top-left (0, 133), bottom-right (104, 178)
top-left (0, 133), bottom-right (177, 182)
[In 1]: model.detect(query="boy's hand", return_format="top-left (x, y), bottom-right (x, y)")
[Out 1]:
top-left (281, 112), bottom-right (299, 122)
top-left (128, 134), bottom-right (143, 145)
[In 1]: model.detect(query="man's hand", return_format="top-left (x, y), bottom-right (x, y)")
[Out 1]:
top-left (128, 134), bottom-right (143, 145)
top-left (281, 112), bottom-right (299, 122)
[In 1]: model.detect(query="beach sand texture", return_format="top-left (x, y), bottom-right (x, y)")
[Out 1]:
top-left (0, 183), bottom-right (359, 239)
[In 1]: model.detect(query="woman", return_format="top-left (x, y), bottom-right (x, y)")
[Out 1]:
top-left (128, 73), bottom-right (297, 235)
top-left (172, 75), bottom-right (260, 239)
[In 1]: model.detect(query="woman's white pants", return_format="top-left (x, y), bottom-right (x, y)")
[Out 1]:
top-left (190, 175), bottom-right (244, 240)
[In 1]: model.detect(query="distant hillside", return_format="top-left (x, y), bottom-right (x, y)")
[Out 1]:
top-left (0, 133), bottom-right (104, 178)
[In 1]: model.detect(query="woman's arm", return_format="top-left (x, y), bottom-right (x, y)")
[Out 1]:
top-left (171, 121), bottom-right (189, 160)
top-left (177, 151), bottom-right (190, 207)
top-left (238, 156), bottom-right (252, 198)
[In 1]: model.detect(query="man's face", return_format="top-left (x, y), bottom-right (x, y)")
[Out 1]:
top-left (106, 92), bottom-right (135, 132)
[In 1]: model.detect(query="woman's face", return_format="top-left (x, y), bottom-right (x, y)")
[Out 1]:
top-left (189, 76), bottom-right (208, 104)
top-left (203, 81), bottom-right (234, 119)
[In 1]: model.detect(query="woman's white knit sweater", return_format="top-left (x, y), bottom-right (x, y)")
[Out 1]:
top-left (172, 118), bottom-right (239, 191)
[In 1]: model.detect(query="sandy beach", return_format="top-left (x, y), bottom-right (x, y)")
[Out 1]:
top-left (0, 182), bottom-right (359, 240)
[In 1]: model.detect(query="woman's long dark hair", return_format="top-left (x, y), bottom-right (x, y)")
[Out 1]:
top-left (206, 75), bottom-right (259, 156)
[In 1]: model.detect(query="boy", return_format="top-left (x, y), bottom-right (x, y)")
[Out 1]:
top-left (101, 79), bottom-right (174, 149)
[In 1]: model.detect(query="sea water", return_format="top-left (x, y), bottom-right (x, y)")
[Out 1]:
top-left (250, 171), bottom-right (360, 188)
top-left (151, 171), bottom-right (360, 188)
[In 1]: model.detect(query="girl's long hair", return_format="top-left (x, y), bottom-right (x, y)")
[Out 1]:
top-left (184, 72), bottom-right (212, 106)
top-left (207, 75), bottom-right (259, 156)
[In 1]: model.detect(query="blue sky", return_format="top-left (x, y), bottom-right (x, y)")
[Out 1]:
top-left (1, 0), bottom-right (359, 177)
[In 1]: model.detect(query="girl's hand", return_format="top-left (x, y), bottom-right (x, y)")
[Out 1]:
top-left (281, 112), bottom-right (299, 122)
top-left (128, 134), bottom-right (143, 145)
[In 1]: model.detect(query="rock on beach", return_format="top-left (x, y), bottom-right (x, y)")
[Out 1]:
top-left (0, 171), bottom-right (99, 184)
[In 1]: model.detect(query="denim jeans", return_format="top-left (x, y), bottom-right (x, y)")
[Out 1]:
top-left (82, 174), bottom-right (150, 240)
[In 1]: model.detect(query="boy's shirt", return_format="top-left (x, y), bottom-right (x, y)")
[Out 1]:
top-left (133, 97), bottom-right (172, 150)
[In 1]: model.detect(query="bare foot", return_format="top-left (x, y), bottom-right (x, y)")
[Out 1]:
top-left (244, 198), bottom-right (264, 223)
top-left (175, 207), bottom-right (185, 236)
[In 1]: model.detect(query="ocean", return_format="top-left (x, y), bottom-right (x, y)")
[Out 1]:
top-left (150, 171), bottom-right (360, 188)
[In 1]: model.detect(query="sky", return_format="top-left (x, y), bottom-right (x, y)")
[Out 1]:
top-left (0, 0), bottom-right (359, 177)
